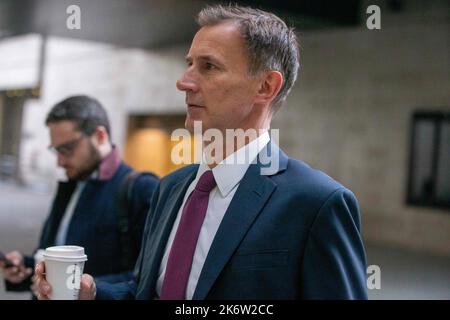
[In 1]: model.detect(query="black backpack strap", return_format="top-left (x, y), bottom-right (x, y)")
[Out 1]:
top-left (116, 170), bottom-right (141, 271)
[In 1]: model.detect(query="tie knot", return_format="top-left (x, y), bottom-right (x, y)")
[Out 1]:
top-left (195, 170), bottom-right (216, 192)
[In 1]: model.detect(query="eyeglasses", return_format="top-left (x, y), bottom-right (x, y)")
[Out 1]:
top-left (48, 136), bottom-right (85, 156)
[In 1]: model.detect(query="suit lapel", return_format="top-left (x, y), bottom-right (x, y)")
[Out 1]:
top-left (192, 164), bottom-right (276, 299)
top-left (138, 166), bottom-right (198, 299)
top-left (193, 142), bottom-right (288, 299)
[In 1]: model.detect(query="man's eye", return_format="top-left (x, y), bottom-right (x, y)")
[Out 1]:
top-left (59, 145), bottom-right (71, 153)
top-left (204, 63), bottom-right (216, 70)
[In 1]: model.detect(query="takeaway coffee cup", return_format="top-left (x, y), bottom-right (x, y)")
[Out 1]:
top-left (43, 246), bottom-right (88, 300)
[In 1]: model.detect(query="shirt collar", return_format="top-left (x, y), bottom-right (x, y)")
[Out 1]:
top-left (197, 131), bottom-right (270, 198)
top-left (97, 146), bottom-right (121, 180)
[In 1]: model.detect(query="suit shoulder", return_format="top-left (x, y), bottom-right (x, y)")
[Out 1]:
top-left (272, 158), bottom-right (359, 225)
top-left (275, 158), bottom-right (353, 201)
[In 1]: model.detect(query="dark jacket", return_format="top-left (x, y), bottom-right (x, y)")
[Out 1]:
top-left (6, 155), bottom-right (159, 292)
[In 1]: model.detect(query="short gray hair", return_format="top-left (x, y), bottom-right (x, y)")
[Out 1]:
top-left (197, 4), bottom-right (300, 112)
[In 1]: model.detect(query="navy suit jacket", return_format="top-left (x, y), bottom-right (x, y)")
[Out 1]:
top-left (97, 143), bottom-right (368, 299)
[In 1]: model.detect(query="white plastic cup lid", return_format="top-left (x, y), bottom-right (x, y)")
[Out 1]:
top-left (43, 245), bottom-right (88, 262)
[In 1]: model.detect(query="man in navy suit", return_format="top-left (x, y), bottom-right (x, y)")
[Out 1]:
top-left (35, 4), bottom-right (368, 299)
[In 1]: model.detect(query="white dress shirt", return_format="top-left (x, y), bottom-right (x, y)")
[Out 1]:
top-left (54, 181), bottom-right (86, 246)
top-left (156, 131), bottom-right (270, 299)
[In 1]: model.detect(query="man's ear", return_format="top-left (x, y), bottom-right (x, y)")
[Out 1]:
top-left (92, 126), bottom-right (109, 145)
top-left (254, 70), bottom-right (283, 105)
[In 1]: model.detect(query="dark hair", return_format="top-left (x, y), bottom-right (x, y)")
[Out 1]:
top-left (197, 4), bottom-right (300, 112)
top-left (45, 95), bottom-right (111, 136)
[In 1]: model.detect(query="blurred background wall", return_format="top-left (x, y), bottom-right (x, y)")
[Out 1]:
top-left (0, 0), bottom-right (449, 299)
top-left (272, 0), bottom-right (450, 256)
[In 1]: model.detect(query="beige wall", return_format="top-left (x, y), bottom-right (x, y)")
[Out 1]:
top-left (273, 6), bottom-right (450, 256)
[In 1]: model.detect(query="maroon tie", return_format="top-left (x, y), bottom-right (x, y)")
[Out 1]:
top-left (160, 170), bottom-right (216, 300)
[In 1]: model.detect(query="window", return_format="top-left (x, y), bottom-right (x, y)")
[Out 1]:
top-left (407, 111), bottom-right (450, 210)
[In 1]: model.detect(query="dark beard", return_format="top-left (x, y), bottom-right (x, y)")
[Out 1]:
top-left (70, 142), bottom-right (102, 181)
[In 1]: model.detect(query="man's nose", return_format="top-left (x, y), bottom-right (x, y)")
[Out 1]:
top-left (176, 69), bottom-right (199, 93)
top-left (57, 154), bottom-right (66, 167)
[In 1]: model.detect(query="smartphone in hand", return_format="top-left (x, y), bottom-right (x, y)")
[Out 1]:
top-left (0, 251), bottom-right (15, 268)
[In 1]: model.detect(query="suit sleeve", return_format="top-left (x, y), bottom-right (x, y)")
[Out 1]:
top-left (301, 188), bottom-right (368, 299)
top-left (95, 181), bottom-right (161, 300)
top-left (95, 279), bottom-right (138, 300)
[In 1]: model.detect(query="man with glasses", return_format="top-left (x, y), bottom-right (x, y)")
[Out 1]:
top-left (0, 95), bottom-right (159, 297)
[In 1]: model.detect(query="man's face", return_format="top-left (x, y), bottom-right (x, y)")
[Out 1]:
top-left (48, 121), bottom-right (101, 180)
top-left (176, 22), bottom-right (262, 133)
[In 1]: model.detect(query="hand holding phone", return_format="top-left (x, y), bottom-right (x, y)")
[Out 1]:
top-left (0, 251), bottom-right (15, 268)
top-left (0, 251), bottom-right (32, 283)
